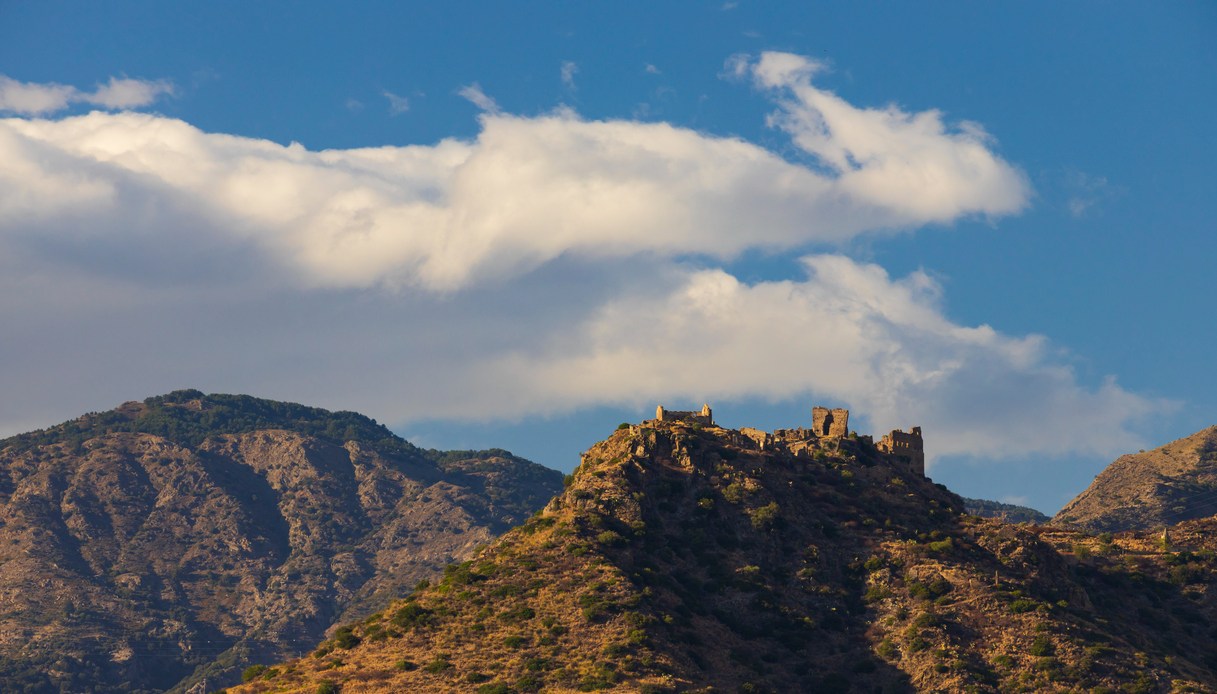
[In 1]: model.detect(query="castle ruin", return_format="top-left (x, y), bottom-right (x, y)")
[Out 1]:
top-left (655, 404), bottom-right (713, 426)
top-left (812, 406), bottom-right (850, 438)
top-left (877, 427), bottom-right (925, 476)
top-left (650, 403), bottom-right (925, 477)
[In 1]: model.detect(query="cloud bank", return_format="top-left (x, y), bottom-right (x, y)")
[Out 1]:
top-left (0, 53), bottom-right (1155, 465)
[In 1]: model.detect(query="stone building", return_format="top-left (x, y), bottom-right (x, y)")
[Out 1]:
top-left (811, 406), bottom-right (850, 438)
top-left (878, 427), bottom-right (925, 475)
top-left (655, 404), bottom-right (713, 426)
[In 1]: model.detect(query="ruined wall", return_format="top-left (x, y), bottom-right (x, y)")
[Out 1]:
top-left (811, 407), bottom-right (850, 438)
top-left (878, 426), bottom-right (925, 476)
top-left (655, 404), bottom-right (713, 426)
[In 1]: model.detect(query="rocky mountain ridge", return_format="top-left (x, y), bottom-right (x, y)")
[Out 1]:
top-left (1054, 425), bottom-right (1217, 532)
top-left (231, 416), bottom-right (1217, 693)
top-left (0, 391), bottom-right (563, 693)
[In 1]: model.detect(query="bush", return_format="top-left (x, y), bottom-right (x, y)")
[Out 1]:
top-left (332, 625), bottom-right (361, 649)
top-left (748, 502), bottom-right (782, 530)
top-left (424, 656), bottom-right (453, 673)
top-left (391, 602), bottom-right (433, 629)
top-left (1029, 635), bottom-right (1055, 657)
top-left (241, 665), bottom-right (266, 682)
top-left (1009, 599), bottom-right (1038, 614)
top-left (316, 682), bottom-right (340, 694)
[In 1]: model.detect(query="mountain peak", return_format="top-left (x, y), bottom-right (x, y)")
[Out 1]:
top-left (1054, 425), bottom-right (1217, 532)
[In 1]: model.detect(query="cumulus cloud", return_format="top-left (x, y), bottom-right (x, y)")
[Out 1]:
top-left (0, 57), bottom-right (1028, 291)
top-left (735, 51), bottom-right (1029, 222)
top-left (0, 74), bottom-right (172, 115)
top-left (463, 257), bottom-right (1162, 463)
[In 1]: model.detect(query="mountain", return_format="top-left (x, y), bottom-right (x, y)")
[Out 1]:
top-left (0, 390), bottom-right (563, 693)
top-left (231, 415), bottom-right (1217, 693)
top-left (963, 497), bottom-right (1049, 524)
top-left (1054, 425), bottom-right (1217, 532)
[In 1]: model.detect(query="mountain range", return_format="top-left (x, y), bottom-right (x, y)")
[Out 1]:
top-left (5, 392), bottom-right (1217, 693)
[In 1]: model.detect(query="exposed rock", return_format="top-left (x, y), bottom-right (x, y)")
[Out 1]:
top-left (1054, 425), bottom-right (1217, 532)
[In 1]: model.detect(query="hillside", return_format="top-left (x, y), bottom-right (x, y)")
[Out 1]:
top-left (1054, 425), bottom-right (1217, 532)
top-left (963, 497), bottom-right (1049, 525)
top-left (0, 391), bottom-right (563, 693)
top-left (231, 416), bottom-right (1217, 693)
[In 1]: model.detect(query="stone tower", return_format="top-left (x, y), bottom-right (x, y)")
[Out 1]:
top-left (878, 426), bottom-right (925, 476)
top-left (812, 406), bottom-right (849, 438)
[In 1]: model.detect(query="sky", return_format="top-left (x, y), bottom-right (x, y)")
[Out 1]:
top-left (1, 2), bottom-right (1214, 514)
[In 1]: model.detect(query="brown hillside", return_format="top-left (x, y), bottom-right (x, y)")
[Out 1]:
top-left (1054, 425), bottom-right (1217, 533)
top-left (231, 417), bottom-right (1217, 693)
top-left (0, 391), bottom-right (562, 693)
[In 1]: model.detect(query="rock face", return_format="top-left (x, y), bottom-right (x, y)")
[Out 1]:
top-left (1054, 425), bottom-right (1217, 532)
top-left (0, 391), bottom-right (563, 693)
top-left (232, 418), bottom-right (1217, 693)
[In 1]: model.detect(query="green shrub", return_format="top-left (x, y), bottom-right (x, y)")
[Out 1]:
top-left (748, 502), bottom-right (782, 530)
top-left (391, 602), bottom-right (433, 629)
top-left (1029, 635), bottom-right (1054, 657)
top-left (316, 682), bottom-right (340, 694)
top-left (332, 625), bottom-right (361, 649)
top-left (1009, 599), bottom-right (1038, 614)
top-left (241, 665), bottom-right (266, 682)
top-left (424, 656), bottom-right (452, 673)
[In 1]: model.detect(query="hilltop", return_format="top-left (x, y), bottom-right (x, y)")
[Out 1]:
top-left (0, 390), bottom-right (563, 693)
top-left (231, 411), bottom-right (1217, 693)
top-left (1054, 425), bottom-right (1217, 532)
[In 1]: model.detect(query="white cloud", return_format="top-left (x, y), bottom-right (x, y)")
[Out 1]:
top-left (560, 61), bottom-right (578, 90)
top-left (0, 57), bottom-right (1028, 292)
top-left (86, 76), bottom-right (175, 109)
top-left (1064, 170), bottom-right (1119, 218)
top-left (382, 90), bottom-right (410, 115)
top-left (461, 257), bottom-right (1163, 463)
top-left (0, 76), bottom-right (76, 114)
top-left (644, 64), bottom-right (661, 75)
top-left (0, 53), bottom-right (1151, 467)
top-left (740, 51), bottom-right (1029, 222)
top-left (458, 82), bottom-right (499, 112)
top-left (0, 74), bottom-right (172, 115)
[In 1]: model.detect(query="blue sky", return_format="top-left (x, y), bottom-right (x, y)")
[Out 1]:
top-left (2, 2), bottom-right (1214, 513)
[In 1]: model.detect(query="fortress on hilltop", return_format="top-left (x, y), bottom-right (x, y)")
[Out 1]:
top-left (650, 403), bottom-right (925, 476)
